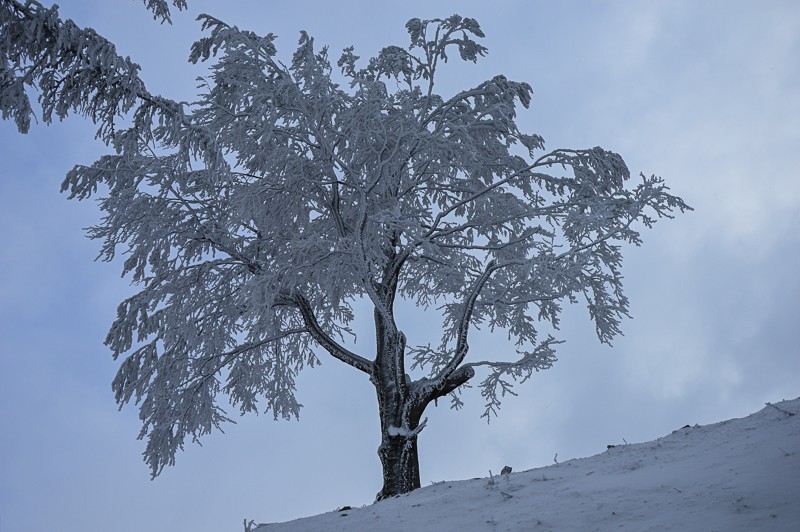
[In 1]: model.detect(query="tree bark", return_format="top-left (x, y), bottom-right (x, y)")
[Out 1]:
top-left (375, 407), bottom-right (424, 500)
top-left (372, 298), bottom-right (428, 500)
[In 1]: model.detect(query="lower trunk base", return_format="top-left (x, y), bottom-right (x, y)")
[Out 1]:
top-left (375, 434), bottom-right (421, 500)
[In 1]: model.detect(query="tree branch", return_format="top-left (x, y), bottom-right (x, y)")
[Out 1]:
top-left (429, 261), bottom-right (501, 387)
top-left (180, 328), bottom-right (310, 392)
top-left (277, 292), bottom-right (373, 375)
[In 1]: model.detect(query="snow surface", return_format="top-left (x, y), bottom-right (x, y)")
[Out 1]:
top-left (254, 398), bottom-right (800, 531)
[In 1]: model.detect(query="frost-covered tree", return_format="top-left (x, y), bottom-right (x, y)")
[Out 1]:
top-left (1, 1), bottom-right (689, 499)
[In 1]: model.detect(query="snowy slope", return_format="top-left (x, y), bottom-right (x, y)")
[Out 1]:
top-left (254, 398), bottom-right (800, 531)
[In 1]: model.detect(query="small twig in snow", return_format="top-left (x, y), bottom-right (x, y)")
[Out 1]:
top-left (244, 519), bottom-right (266, 532)
top-left (553, 453), bottom-right (559, 464)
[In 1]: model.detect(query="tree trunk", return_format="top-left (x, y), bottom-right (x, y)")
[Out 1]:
top-left (375, 414), bottom-right (423, 500)
top-left (373, 348), bottom-right (428, 500)
top-left (372, 366), bottom-right (474, 500)
top-left (372, 300), bottom-right (430, 500)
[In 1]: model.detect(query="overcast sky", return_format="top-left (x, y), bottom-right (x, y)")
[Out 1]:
top-left (1, 1), bottom-right (798, 531)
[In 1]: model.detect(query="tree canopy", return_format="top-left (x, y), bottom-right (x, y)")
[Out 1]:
top-left (1, 0), bottom-right (689, 496)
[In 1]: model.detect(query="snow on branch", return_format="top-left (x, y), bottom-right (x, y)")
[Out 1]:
top-left (468, 337), bottom-right (562, 420)
top-left (140, 0), bottom-right (188, 24)
top-left (0, 0), bottom-right (146, 134)
top-left (387, 417), bottom-right (428, 438)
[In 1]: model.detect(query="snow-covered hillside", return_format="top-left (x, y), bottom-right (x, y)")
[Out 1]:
top-left (254, 398), bottom-right (800, 531)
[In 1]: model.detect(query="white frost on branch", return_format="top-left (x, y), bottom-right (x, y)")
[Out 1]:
top-left (387, 418), bottom-right (428, 438)
top-left (140, 0), bottom-right (188, 24)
